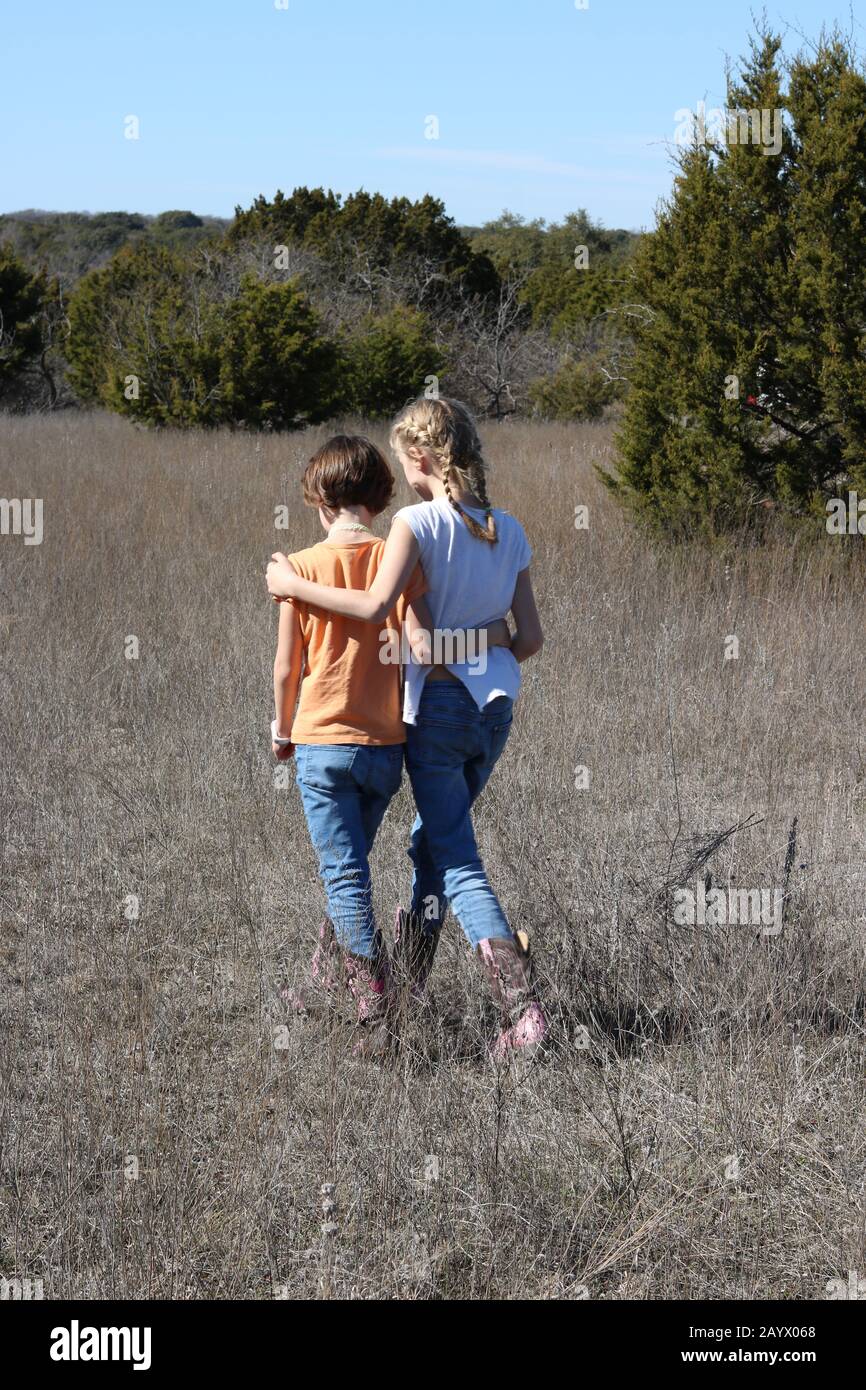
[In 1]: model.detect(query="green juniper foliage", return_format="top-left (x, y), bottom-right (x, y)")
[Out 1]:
top-left (11, 23), bottom-right (862, 475)
top-left (341, 306), bottom-right (445, 420)
top-left (0, 210), bottom-right (226, 288)
top-left (0, 243), bottom-right (46, 389)
top-left (609, 28), bottom-right (866, 535)
top-left (473, 210), bottom-right (638, 422)
top-left (230, 187), bottom-right (499, 304)
top-left (0, 241), bottom-right (65, 409)
top-left (67, 243), bottom-right (340, 428)
top-left (6, 193), bottom-right (640, 431)
top-left (528, 357), bottom-right (615, 423)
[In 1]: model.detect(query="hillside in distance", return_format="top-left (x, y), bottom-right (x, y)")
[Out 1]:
top-left (0, 208), bottom-right (231, 286)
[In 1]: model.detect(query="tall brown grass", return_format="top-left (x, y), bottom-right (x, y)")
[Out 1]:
top-left (1, 410), bottom-right (864, 1299)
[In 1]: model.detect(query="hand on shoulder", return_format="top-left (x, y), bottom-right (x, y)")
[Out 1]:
top-left (267, 552), bottom-right (298, 602)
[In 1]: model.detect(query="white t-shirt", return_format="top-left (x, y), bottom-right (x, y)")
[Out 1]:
top-left (394, 497), bottom-right (532, 723)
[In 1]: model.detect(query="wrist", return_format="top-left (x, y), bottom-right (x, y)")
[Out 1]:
top-left (271, 718), bottom-right (293, 745)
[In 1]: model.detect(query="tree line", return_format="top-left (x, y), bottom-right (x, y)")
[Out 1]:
top-left (0, 193), bottom-right (635, 428)
top-left (1, 25), bottom-right (864, 536)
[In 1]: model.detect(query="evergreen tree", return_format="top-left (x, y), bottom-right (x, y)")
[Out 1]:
top-left (229, 187), bottom-right (498, 302)
top-left (67, 243), bottom-right (341, 427)
top-left (528, 357), bottom-right (617, 421)
top-left (470, 211), bottom-right (548, 277)
top-left (611, 28), bottom-right (866, 535)
top-left (785, 37), bottom-right (866, 497)
top-left (209, 274), bottom-right (341, 428)
top-left (342, 306), bottom-right (444, 418)
top-left (67, 242), bottom-right (204, 421)
top-left (0, 242), bottom-right (45, 393)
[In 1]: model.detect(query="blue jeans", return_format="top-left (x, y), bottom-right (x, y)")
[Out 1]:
top-left (294, 743), bottom-right (404, 958)
top-left (404, 682), bottom-right (514, 951)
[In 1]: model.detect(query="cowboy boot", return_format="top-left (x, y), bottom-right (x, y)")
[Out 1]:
top-left (283, 917), bottom-right (343, 1015)
top-left (344, 933), bottom-right (396, 1058)
top-left (476, 933), bottom-right (548, 1061)
top-left (393, 906), bottom-right (441, 1007)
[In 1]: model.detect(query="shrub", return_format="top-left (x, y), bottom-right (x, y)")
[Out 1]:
top-left (67, 244), bottom-right (341, 428)
top-left (529, 357), bottom-right (616, 422)
top-left (341, 306), bottom-right (445, 418)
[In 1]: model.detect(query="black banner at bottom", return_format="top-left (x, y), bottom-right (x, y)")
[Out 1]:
top-left (3, 1298), bottom-right (859, 1376)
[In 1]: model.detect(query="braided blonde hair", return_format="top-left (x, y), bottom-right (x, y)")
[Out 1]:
top-left (389, 396), bottom-right (497, 543)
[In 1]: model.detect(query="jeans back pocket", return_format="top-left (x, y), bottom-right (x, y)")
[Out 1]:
top-left (294, 744), bottom-right (358, 792)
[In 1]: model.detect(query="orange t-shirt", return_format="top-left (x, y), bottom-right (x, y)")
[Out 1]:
top-left (288, 539), bottom-right (427, 746)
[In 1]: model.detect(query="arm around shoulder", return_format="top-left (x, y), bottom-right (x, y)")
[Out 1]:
top-left (266, 519), bottom-right (420, 624)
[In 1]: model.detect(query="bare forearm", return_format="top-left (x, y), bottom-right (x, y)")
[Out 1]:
top-left (510, 631), bottom-right (544, 663)
top-left (284, 575), bottom-right (387, 623)
top-left (405, 612), bottom-right (513, 667)
top-left (266, 522), bottom-right (420, 620)
top-left (273, 664), bottom-right (300, 736)
top-left (509, 569), bottom-right (543, 664)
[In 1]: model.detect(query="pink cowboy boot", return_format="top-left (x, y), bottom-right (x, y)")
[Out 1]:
top-left (282, 917), bottom-right (343, 1015)
top-left (344, 934), bottom-right (395, 1058)
top-left (476, 933), bottom-right (548, 1062)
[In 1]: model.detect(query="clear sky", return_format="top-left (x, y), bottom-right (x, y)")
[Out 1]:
top-left (1, 0), bottom-right (859, 232)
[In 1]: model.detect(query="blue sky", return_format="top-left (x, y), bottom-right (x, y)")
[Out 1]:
top-left (2, 0), bottom-right (858, 232)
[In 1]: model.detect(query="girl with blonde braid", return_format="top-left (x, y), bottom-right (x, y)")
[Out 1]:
top-left (267, 397), bottom-right (547, 1060)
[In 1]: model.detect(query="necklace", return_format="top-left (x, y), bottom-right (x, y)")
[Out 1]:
top-left (329, 521), bottom-right (375, 536)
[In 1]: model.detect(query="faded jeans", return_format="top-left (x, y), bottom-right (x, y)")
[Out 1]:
top-left (294, 742), bottom-right (404, 958)
top-left (404, 681), bottom-right (514, 950)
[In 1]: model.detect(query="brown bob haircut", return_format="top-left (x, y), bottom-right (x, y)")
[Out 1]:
top-left (302, 435), bottom-right (395, 516)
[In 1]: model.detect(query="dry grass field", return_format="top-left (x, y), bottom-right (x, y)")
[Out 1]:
top-left (1, 409), bottom-right (864, 1300)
